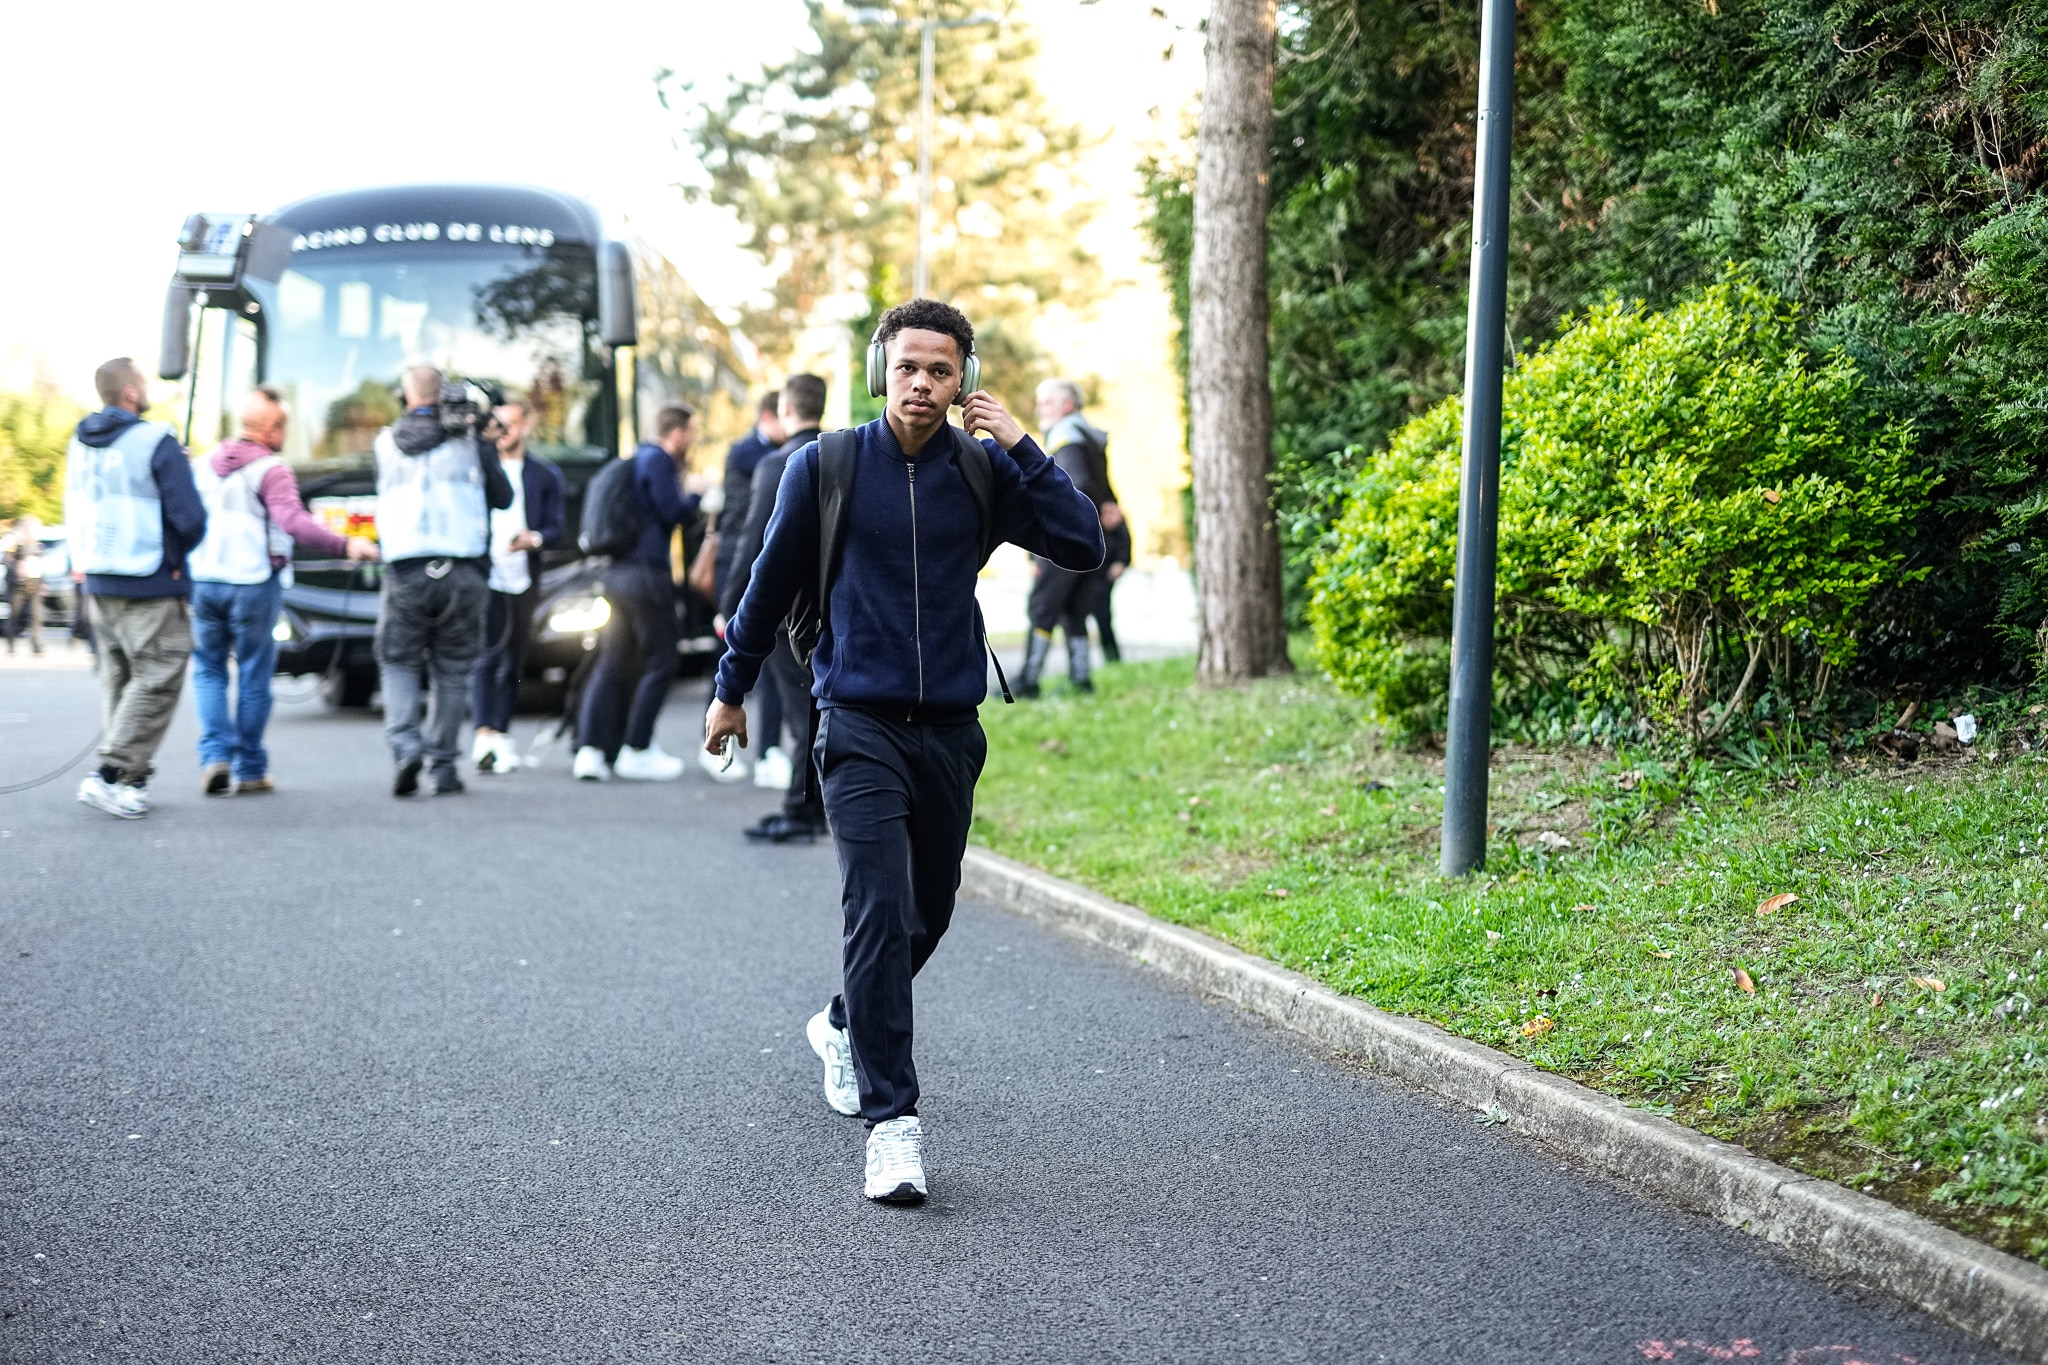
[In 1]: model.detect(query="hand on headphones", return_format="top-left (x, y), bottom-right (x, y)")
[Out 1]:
top-left (960, 391), bottom-right (1025, 452)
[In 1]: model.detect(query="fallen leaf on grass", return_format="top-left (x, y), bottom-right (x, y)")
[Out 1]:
top-left (1569, 902), bottom-right (1597, 915)
top-left (1037, 738), bottom-right (1069, 756)
top-left (1318, 804), bottom-right (1338, 817)
top-left (1649, 949), bottom-right (1673, 959)
top-left (1485, 929), bottom-right (1501, 943)
top-left (1733, 968), bottom-right (1756, 994)
top-left (1521, 1015), bottom-right (1556, 1040)
top-left (1265, 887), bottom-right (1290, 899)
top-left (1871, 991), bottom-right (1882, 1008)
top-left (1909, 975), bottom-right (1946, 992)
top-left (1536, 830), bottom-right (1572, 852)
top-left (1756, 892), bottom-right (1798, 917)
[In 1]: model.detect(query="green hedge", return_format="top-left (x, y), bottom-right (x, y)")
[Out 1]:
top-left (1308, 279), bottom-right (1929, 740)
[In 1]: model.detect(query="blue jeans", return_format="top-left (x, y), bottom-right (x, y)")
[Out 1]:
top-left (191, 577), bottom-right (283, 781)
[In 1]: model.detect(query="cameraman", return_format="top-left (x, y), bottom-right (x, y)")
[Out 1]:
top-left (373, 364), bottom-right (512, 797)
top-left (704, 299), bottom-right (1102, 1204)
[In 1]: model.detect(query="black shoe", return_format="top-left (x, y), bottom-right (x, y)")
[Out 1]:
top-left (393, 757), bottom-right (423, 797)
top-left (431, 770), bottom-right (466, 796)
top-left (744, 813), bottom-right (825, 844)
top-left (1069, 678), bottom-right (1095, 694)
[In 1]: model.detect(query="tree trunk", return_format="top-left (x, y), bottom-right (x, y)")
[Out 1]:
top-left (1188, 0), bottom-right (1292, 683)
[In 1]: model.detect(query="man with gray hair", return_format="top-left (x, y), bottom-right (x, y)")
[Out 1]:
top-left (373, 364), bottom-right (512, 796)
top-left (1019, 378), bottom-right (1122, 697)
top-left (64, 357), bottom-right (207, 818)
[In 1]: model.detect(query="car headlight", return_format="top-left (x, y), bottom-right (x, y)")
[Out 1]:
top-left (547, 596), bottom-right (610, 634)
top-left (272, 617), bottom-right (294, 643)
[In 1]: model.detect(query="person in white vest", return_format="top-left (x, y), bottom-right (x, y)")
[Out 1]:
top-left (64, 357), bottom-right (208, 819)
top-left (374, 364), bottom-right (513, 797)
top-left (189, 387), bottom-right (377, 796)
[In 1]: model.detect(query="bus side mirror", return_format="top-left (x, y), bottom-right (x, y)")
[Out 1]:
top-left (160, 284), bottom-right (195, 381)
top-left (598, 240), bottom-right (638, 348)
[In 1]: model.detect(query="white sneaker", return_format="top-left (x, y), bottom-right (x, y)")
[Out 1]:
top-left (806, 1009), bottom-right (861, 1116)
top-left (697, 741), bottom-right (750, 783)
top-left (572, 745), bottom-right (611, 782)
top-left (78, 773), bottom-right (146, 819)
top-left (753, 745), bottom-right (793, 790)
top-left (472, 731), bottom-right (496, 771)
top-left (864, 1115), bottom-right (927, 1204)
top-left (491, 734), bottom-right (523, 773)
top-left (613, 742), bottom-right (685, 781)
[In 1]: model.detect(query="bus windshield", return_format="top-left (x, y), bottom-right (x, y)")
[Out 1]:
top-left (250, 244), bottom-right (607, 475)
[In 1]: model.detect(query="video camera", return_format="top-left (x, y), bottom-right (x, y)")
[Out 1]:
top-left (435, 379), bottom-right (506, 441)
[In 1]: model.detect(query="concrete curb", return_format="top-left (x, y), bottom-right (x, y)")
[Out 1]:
top-left (961, 846), bottom-right (2048, 1362)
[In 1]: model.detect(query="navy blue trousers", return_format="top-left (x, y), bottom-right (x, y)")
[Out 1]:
top-left (819, 706), bottom-right (986, 1125)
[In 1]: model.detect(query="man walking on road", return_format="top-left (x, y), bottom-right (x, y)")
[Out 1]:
top-left (1017, 378), bottom-right (1122, 698)
top-left (718, 374), bottom-right (828, 843)
top-left (190, 386), bottom-right (376, 796)
top-left (64, 357), bottom-right (207, 818)
top-left (373, 365), bottom-right (512, 797)
top-left (572, 402), bottom-right (707, 782)
top-left (705, 299), bottom-right (1102, 1203)
top-left (469, 397), bottom-right (565, 774)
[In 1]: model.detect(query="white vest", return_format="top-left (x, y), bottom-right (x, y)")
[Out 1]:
top-left (190, 455), bottom-right (293, 584)
top-left (373, 428), bottom-right (488, 561)
top-left (64, 419), bottom-right (174, 578)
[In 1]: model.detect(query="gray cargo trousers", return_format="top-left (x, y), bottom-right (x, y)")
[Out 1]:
top-left (91, 595), bottom-right (194, 781)
top-left (376, 558), bottom-right (488, 776)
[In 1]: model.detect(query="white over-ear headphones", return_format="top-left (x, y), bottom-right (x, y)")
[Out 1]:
top-left (866, 325), bottom-right (981, 405)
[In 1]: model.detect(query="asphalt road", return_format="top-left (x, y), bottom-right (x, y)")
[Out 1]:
top-left (0, 656), bottom-right (2021, 1364)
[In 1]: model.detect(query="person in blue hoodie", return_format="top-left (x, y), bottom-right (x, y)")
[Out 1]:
top-left (64, 357), bottom-right (207, 819)
top-left (704, 298), bottom-right (1102, 1205)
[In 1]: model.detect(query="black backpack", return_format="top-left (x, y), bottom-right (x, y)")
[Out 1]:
top-left (578, 456), bottom-right (644, 558)
top-left (787, 426), bottom-right (1010, 698)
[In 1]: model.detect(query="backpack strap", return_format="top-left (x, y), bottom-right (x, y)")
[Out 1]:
top-left (950, 427), bottom-right (1014, 703)
top-left (950, 425), bottom-right (996, 568)
top-left (815, 430), bottom-right (857, 611)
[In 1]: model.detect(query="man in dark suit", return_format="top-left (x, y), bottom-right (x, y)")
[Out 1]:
top-left (713, 391), bottom-right (785, 608)
top-left (469, 397), bottom-right (566, 773)
top-left (719, 373), bottom-right (827, 843)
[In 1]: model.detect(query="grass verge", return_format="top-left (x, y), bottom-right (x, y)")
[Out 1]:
top-left (973, 653), bottom-right (2048, 1263)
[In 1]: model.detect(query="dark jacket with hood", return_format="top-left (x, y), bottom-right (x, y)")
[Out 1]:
top-left (385, 408), bottom-right (515, 567)
top-left (620, 441), bottom-right (701, 572)
top-left (714, 418), bottom-right (1103, 724)
top-left (75, 407), bottom-right (207, 599)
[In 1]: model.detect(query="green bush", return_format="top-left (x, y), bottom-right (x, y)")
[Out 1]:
top-left (1308, 279), bottom-right (1930, 740)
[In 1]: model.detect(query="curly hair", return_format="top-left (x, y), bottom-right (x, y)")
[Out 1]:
top-left (873, 298), bottom-right (975, 363)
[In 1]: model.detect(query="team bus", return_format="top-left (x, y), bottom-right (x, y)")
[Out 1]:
top-left (162, 183), bottom-right (748, 707)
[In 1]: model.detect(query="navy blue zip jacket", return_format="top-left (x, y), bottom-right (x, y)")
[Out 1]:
top-left (75, 407), bottom-right (207, 599)
top-left (623, 442), bottom-right (701, 570)
top-left (715, 417), bottom-right (1104, 723)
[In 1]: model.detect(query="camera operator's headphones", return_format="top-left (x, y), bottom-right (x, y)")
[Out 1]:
top-left (866, 325), bottom-right (981, 405)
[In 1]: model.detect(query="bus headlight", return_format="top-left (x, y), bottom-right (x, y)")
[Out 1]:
top-left (547, 596), bottom-right (610, 635)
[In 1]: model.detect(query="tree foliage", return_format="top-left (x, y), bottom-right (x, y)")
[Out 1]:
top-left (0, 386), bottom-right (81, 523)
top-left (1309, 281), bottom-right (1928, 739)
top-left (671, 1), bottom-right (1101, 410)
top-left (1145, 0), bottom-right (2048, 690)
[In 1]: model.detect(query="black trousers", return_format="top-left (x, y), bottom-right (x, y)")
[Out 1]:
top-left (819, 706), bottom-right (986, 1125)
top-left (578, 560), bottom-right (679, 761)
top-left (467, 586), bottom-right (536, 733)
top-left (765, 626), bottom-right (824, 823)
top-left (1026, 562), bottom-right (1092, 640)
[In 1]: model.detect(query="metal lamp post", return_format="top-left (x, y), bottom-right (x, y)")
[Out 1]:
top-left (1439, 0), bottom-right (1516, 877)
top-left (849, 7), bottom-right (1003, 298)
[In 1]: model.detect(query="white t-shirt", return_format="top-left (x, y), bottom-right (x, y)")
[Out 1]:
top-left (489, 455), bottom-right (532, 594)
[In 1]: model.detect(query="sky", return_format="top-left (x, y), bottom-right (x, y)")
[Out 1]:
top-left (0, 0), bottom-right (1207, 553)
